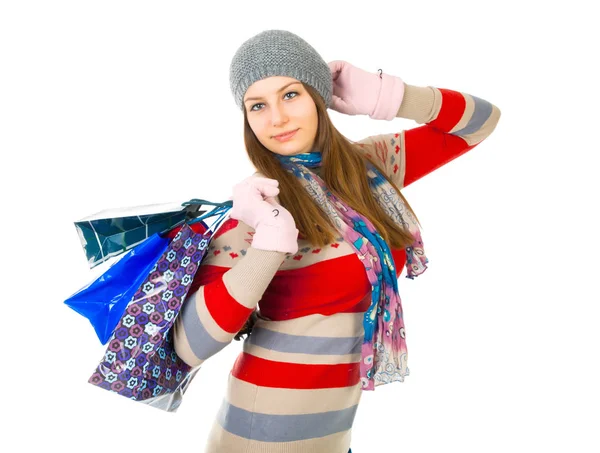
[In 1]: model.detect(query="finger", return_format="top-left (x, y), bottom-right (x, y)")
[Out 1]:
top-left (328, 60), bottom-right (345, 80)
top-left (331, 76), bottom-right (344, 97)
top-left (330, 95), bottom-right (352, 113)
top-left (253, 182), bottom-right (280, 198)
top-left (258, 177), bottom-right (279, 186)
top-left (251, 178), bottom-right (279, 191)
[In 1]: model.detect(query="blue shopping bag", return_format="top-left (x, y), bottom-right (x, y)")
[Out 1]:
top-left (65, 231), bottom-right (172, 344)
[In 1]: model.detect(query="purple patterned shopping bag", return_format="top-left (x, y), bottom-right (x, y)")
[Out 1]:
top-left (87, 211), bottom-right (228, 412)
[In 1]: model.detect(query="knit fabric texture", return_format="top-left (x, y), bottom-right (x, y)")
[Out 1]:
top-left (229, 29), bottom-right (332, 111)
top-left (172, 83), bottom-right (501, 452)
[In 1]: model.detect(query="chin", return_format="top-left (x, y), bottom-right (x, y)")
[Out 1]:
top-left (278, 147), bottom-right (305, 156)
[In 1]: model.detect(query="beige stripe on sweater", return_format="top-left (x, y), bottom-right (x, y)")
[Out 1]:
top-left (225, 373), bottom-right (362, 415)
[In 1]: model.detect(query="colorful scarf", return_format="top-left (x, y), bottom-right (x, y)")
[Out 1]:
top-left (276, 152), bottom-right (429, 390)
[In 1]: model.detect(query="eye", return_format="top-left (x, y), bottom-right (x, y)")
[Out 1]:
top-left (249, 91), bottom-right (299, 112)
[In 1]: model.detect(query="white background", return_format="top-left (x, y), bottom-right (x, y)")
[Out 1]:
top-left (2, 1), bottom-right (599, 452)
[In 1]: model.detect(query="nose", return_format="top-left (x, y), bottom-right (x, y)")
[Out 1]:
top-left (270, 103), bottom-right (288, 126)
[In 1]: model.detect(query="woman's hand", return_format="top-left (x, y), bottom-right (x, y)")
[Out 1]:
top-left (229, 175), bottom-right (299, 254)
top-left (229, 175), bottom-right (282, 230)
top-left (328, 60), bottom-right (406, 121)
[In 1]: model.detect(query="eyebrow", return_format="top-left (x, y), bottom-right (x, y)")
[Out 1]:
top-left (244, 81), bottom-right (301, 103)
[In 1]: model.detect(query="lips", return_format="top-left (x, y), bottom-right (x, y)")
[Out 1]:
top-left (273, 129), bottom-right (299, 139)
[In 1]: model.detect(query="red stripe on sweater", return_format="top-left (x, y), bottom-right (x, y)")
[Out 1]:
top-left (404, 128), bottom-right (475, 187)
top-left (191, 248), bottom-right (407, 323)
top-left (204, 277), bottom-right (254, 334)
top-left (189, 264), bottom-right (227, 295)
top-left (429, 88), bottom-right (466, 131)
top-left (232, 352), bottom-right (361, 389)
top-left (260, 249), bottom-right (407, 321)
top-left (403, 88), bottom-right (479, 187)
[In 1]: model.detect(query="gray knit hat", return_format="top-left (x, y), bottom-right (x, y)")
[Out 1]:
top-left (229, 29), bottom-right (332, 111)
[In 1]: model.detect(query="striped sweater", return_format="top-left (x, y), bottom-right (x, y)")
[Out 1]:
top-left (173, 83), bottom-right (501, 453)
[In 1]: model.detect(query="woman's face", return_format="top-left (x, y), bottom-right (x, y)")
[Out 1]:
top-left (243, 76), bottom-right (319, 156)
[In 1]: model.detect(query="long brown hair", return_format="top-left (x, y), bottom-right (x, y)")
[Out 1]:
top-left (233, 83), bottom-right (423, 342)
top-left (242, 82), bottom-right (422, 249)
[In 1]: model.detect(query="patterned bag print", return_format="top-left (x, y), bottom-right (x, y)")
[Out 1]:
top-left (88, 208), bottom-right (230, 412)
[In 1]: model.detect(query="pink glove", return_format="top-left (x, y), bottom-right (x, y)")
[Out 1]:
top-left (328, 60), bottom-right (405, 121)
top-left (229, 175), bottom-right (299, 255)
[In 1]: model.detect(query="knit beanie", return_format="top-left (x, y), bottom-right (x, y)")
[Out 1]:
top-left (229, 29), bottom-right (332, 111)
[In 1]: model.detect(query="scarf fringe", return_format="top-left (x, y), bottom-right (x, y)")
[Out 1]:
top-left (405, 229), bottom-right (429, 280)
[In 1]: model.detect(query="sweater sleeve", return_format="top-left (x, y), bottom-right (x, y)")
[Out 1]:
top-left (173, 237), bottom-right (286, 368)
top-left (355, 83), bottom-right (501, 188)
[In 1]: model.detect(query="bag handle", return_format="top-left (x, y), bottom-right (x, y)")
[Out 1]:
top-left (163, 199), bottom-right (232, 236)
top-left (181, 199), bottom-right (233, 209)
top-left (188, 204), bottom-right (228, 224)
top-left (180, 201), bottom-right (231, 232)
top-left (202, 205), bottom-right (231, 235)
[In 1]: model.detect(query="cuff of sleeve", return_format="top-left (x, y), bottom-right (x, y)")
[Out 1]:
top-left (370, 74), bottom-right (405, 121)
top-left (396, 84), bottom-right (438, 124)
top-left (251, 223), bottom-right (299, 255)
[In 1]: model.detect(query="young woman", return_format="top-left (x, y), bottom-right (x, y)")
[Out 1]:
top-left (173, 29), bottom-right (501, 453)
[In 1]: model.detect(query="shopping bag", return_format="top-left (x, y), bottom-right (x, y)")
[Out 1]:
top-left (65, 202), bottom-right (228, 345)
top-left (87, 206), bottom-right (230, 412)
top-left (64, 231), bottom-right (171, 345)
top-left (75, 198), bottom-right (229, 269)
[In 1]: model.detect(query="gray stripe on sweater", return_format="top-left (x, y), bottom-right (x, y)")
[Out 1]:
top-left (452, 94), bottom-right (493, 137)
top-left (179, 292), bottom-right (229, 360)
top-left (217, 399), bottom-right (358, 442)
top-left (247, 327), bottom-right (362, 355)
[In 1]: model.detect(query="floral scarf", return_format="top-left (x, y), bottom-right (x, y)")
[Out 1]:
top-left (275, 152), bottom-right (429, 390)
